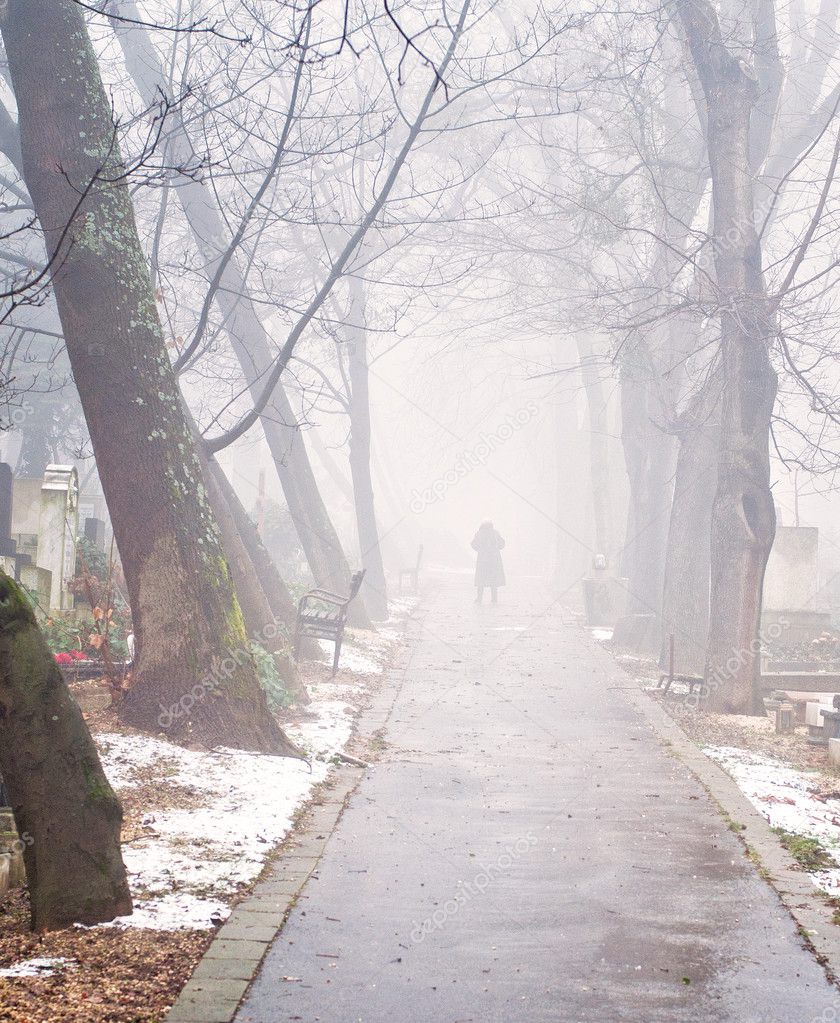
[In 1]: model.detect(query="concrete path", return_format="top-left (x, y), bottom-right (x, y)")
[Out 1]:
top-left (236, 574), bottom-right (835, 1023)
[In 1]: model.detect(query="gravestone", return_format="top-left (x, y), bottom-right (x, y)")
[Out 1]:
top-left (762, 526), bottom-right (831, 645)
top-left (582, 558), bottom-right (630, 629)
top-left (11, 477), bottom-right (42, 534)
top-left (0, 462), bottom-right (12, 542)
top-left (0, 463), bottom-right (30, 580)
top-left (11, 476), bottom-right (42, 568)
top-left (38, 464), bottom-right (79, 611)
top-left (84, 516), bottom-right (106, 552)
top-left (19, 563), bottom-right (51, 610)
top-left (0, 772), bottom-right (24, 895)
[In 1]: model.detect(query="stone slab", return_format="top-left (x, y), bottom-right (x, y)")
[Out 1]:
top-left (178, 978), bottom-right (250, 1001)
top-left (191, 958), bottom-right (258, 982)
top-left (236, 894), bottom-right (302, 916)
top-left (223, 908), bottom-right (287, 928)
top-left (806, 700), bottom-right (831, 727)
top-left (165, 1002), bottom-right (240, 1023)
top-left (215, 921), bottom-right (279, 943)
top-left (203, 939), bottom-right (268, 961)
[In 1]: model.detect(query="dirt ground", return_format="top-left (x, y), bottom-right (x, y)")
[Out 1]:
top-left (0, 642), bottom-right (398, 1023)
top-left (0, 890), bottom-right (209, 1023)
top-left (612, 647), bottom-right (840, 794)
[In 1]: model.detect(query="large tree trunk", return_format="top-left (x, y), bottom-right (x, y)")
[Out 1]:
top-left (346, 278), bottom-right (388, 619)
top-left (659, 374), bottom-right (721, 675)
top-left (619, 346), bottom-right (676, 620)
top-left (370, 443), bottom-right (409, 569)
top-left (552, 348), bottom-right (592, 594)
top-left (201, 451), bottom-right (308, 703)
top-left (1, 0), bottom-right (296, 754)
top-left (0, 574), bottom-right (132, 931)
top-left (576, 334), bottom-right (616, 562)
top-left (679, 0), bottom-right (778, 715)
top-left (309, 427), bottom-right (354, 504)
top-left (207, 460), bottom-right (297, 630)
top-left (109, 3), bottom-right (370, 628)
top-left (616, 51), bottom-right (706, 639)
top-left (208, 460), bottom-right (321, 661)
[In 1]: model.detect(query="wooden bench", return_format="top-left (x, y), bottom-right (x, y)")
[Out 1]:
top-left (294, 570), bottom-right (366, 675)
top-left (398, 545), bottom-right (423, 593)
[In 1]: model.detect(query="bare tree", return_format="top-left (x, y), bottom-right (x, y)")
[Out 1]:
top-left (677, 0), bottom-right (778, 713)
top-left (108, 0), bottom-right (374, 625)
top-left (0, 0), bottom-right (300, 752)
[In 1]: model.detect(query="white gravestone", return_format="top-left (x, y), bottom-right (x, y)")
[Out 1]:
top-left (37, 465), bottom-right (79, 611)
top-left (763, 526), bottom-right (819, 611)
top-left (762, 526), bottom-right (831, 646)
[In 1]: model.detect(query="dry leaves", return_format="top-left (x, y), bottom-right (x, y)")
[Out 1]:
top-left (0, 890), bottom-right (210, 1023)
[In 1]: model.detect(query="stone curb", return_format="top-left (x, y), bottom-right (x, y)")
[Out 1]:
top-left (601, 642), bottom-right (840, 987)
top-left (165, 609), bottom-right (422, 1023)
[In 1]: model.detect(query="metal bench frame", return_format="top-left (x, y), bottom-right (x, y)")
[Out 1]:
top-left (658, 634), bottom-right (702, 693)
top-left (294, 570), bottom-right (366, 675)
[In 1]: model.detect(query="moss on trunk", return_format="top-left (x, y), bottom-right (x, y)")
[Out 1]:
top-left (1, 0), bottom-right (299, 753)
top-left (0, 574), bottom-right (132, 931)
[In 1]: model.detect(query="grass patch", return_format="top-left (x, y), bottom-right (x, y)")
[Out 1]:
top-left (773, 828), bottom-right (836, 872)
top-left (368, 728), bottom-right (387, 752)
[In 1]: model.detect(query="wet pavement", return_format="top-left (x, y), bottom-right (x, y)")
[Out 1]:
top-left (236, 574), bottom-right (836, 1022)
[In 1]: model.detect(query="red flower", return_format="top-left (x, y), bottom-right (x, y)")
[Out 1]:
top-left (54, 652), bottom-right (72, 664)
top-left (70, 650), bottom-right (86, 661)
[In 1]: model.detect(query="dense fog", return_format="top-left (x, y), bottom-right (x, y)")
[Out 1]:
top-left (2, 1), bottom-right (840, 1020)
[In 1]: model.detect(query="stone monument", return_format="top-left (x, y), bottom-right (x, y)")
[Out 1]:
top-left (762, 526), bottom-right (831, 645)
top-left (0, 463), bottom-right (30, 580)
top-left (84, 516), bottom-right (107, 552)
top-left (38, 464), bottom-right (79, 611)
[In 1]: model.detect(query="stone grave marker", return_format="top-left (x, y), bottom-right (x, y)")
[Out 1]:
top-left (762, 526), bottom-right (831, 646)
top-left (84, 516), bottom-right (107, 552)
top-left (0, 463), bottom-right (31, 580)
top-left (38, 464), bottom-right (79, 611)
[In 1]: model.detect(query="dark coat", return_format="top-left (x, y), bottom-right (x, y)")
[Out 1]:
top-left (472, 527), bottom-right (506, 587)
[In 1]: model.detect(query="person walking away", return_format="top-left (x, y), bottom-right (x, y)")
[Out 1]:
top-left (472, 521), bottom-right (506, 604)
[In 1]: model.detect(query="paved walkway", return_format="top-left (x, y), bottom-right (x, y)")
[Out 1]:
top-left (236, 574), bottom-right (835, 1023)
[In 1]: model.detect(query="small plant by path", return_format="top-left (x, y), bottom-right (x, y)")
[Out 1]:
top-left (773, 828), bottom-right (836, 872)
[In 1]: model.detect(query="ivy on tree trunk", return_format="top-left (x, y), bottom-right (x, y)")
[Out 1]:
top-left (0, 0), bottom-right (298, 753)
top-left (0, 574), bottom-right (132, 931)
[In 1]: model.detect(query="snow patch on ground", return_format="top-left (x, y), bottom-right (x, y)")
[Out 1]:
top-left (91, 618), bottom-right (405, 931)
top-left (0, 957), bottom-right (75, 978)
top-left (386, 597), bottom-right (418, 620)
top-left (320, 640), bottom-right (381, 675)
top-left (96, 729), bottom-right (331, 930)
top-left (591, 628), bottom-right (613, 642)
top-left (322, 619), bottom-right (405, 675)
top-left (704, 745), bottom-right (840, 894)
